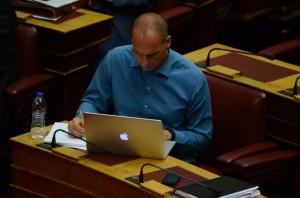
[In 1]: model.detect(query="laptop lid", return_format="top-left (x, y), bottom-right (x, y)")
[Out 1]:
top-left (84, 113), bottom-right (175, 159)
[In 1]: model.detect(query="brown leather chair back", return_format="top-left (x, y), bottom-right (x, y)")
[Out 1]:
top-left (4, 24), bottom-right (56, 135)
top-left (152, 0), bottom-right (180, 13)
top-left (200, 74), bottom-right (268, 167)
top-left (16, 23), bottom-right (40, 79)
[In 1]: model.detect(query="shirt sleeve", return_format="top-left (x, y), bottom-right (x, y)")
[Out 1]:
top-left (171, 74), bottom-right (213, 157)
top-left (75, 53), bottom-right (113, 118)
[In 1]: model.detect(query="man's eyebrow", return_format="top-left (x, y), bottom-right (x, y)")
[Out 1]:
top-left (133, 48), bottom-right (160, 56)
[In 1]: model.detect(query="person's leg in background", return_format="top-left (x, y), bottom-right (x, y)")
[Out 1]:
top-left (0, 1), bottom-right (18, 142)
top-left (0, 1), bottom-right (18, 197)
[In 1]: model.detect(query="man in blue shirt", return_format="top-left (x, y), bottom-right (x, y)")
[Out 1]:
top-left (69, 12), bottom-right (212, 164)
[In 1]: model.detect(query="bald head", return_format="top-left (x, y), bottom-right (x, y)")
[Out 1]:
top-left (133, 12), bottom-right (168, 42)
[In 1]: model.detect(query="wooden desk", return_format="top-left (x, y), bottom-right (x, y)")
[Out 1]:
top-left (17, 9), bottom-right (113, 121)
top-left (10, 125), bottom-right (219, 197)
top-left (184, 43), bottom-right (300, 149)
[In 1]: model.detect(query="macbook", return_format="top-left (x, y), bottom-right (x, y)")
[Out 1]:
top-left (84, 112), bottom-right (176, 159)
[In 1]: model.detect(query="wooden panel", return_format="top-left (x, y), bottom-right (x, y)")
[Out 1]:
top-left (10, 185), bottom-right (48, 198)
top-left (10, 140), bottom-right (159, 197)
top-left (10, 130), bottom-right (220, 198)
top-left (11, 166), bottom-right (100, 198)
top-left (38, 19), bottom-right (112, 54)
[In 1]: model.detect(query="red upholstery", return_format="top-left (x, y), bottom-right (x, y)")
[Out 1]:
top-left (158, 6), bottom-right (194, 25)
top-left (152, 1), bottom-right (198, 53)
top-left (234, 150), bottom-right (298, 172)
top-left (4, 24), bottom-right (56, 135)
top-left (15, 24), bottom-right (40, 78)
top-left (152, 0), bottom-right (180, 13)
top-left (200, 74), bottom-right (269, 167)
top-left (233, 150), bottom-right (299, 184)
top-left (217, 141), bottom-right (280, 170)
top-left (200, 73), bottom-right (299, 195)
top-left (258, 38), bottom-right (300, 65)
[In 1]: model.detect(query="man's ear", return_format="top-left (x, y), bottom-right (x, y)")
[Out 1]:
top-left (166, 35), bottom-right (171, 48)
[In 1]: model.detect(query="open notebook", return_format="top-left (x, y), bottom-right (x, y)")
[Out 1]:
top-left (43, 122), bottom-right (86, 150)
top-left (84, 113), bottom-right (176, 159)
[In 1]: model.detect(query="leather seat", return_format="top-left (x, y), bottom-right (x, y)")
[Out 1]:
top-left (258, 38), bottom-right (300, 65)
top-left (153, 0), bottom-right (217, 54)
top-left (4, 24), bottom-right (56, 137)
top-left (152, 0), bottom-right (196, 54)
top-left (199, 73), bottom-right (299, 196)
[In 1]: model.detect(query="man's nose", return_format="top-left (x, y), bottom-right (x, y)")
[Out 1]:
top-left (140, 55), bottom-right (150, 66)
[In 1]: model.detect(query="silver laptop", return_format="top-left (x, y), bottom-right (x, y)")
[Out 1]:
top-left (84, 112), bottom-right (176, 159)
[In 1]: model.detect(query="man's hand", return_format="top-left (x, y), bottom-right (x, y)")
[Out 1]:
top-left (163, 129), bottom-right (172, 141)
top-left (68, 118), bottom-right (85, 137)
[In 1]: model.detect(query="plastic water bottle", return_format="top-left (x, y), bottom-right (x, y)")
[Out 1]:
top-left (31, 92), bottom-right (47, 139)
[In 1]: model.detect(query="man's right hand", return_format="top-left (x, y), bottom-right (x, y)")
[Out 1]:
top-left (68, 118), bottom-right (85, 137)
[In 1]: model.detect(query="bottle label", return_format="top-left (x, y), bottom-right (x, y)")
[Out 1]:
top-left (31, 112), bottom-right (46, 139)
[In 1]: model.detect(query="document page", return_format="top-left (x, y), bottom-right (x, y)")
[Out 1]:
top-left (32, 0), bottom-right (79, 8)
top-left (43, 122), bottom-right (87, 150)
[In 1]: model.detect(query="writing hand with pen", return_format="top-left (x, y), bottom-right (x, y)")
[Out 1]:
top-left (68, 110), bottom-right (85, 138)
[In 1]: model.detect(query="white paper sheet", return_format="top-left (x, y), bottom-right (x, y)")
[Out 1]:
top-left (43, 122), bottom-right (86, 150)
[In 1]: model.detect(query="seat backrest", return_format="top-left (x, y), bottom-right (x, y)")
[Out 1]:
top-left (16, 23), bottom-right (40, 79)
top-left (200, 74), bottom-right (268, 166)
top-left (151, 0), bottom-right (180, 13)
top-left (258, 38), bottom-right (300, 65)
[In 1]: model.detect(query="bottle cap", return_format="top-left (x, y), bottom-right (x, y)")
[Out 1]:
top-left (36, 92), bottom-right (44, 97)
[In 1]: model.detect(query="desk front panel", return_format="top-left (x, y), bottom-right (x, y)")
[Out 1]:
top-left (38, 20), bottom-right (112, 55)
top-left (10, 130), bottom-right (220, 198)
top-left (10, 139), bottom-right (157, 198)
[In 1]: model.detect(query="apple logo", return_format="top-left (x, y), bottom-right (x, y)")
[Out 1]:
top-left (120, 132), bottom-right (129, 141)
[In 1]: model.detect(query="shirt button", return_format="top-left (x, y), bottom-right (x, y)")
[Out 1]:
top-left (144, 104), bottom-right (148, 109)
top-left (147, 87), bottom-right (150, 90)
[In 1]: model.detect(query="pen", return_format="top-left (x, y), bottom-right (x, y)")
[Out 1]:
top-left (79, 110), bottom-right (84, 127)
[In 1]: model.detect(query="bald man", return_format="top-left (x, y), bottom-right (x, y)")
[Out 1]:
top-left (69, 12), bottom-right (212, 164)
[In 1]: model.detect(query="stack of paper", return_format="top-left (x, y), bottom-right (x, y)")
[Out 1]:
top-left (174, 176), bottom-right (261, 198)
top-left (43, 122), bottom-right (87, 150)
top-left (31, 0), bottom-right (79, 8)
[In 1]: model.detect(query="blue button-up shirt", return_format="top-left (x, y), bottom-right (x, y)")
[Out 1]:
top-left (77, 45), bottom-right (212, 163)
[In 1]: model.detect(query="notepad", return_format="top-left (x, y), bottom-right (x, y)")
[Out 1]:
top-left (43, 122), bottom-right (87, 150)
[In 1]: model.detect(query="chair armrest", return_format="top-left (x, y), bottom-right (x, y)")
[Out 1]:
top-left (234, 150), bottom-right (299, 170)
top-left (217, 141), bottom-right (279, 170)
top-left (258, 39), bottom-right (300, 58)
top-left (233, 150), bottom-right (299, 181)
top-left (5, 73), bottom-right (56, 102)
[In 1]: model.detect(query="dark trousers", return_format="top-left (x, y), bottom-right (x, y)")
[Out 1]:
top-left (0, 0), bottom-right (18, 138)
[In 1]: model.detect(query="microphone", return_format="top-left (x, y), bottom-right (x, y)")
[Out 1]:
top-left (51, 129), bottom-right (115, 155)
top-left (293, 76), bottom-right (300, 100)
top-left (139, 163), bottom-right (221, 196)
top-left (205, 47), bottom-right (275, 67)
